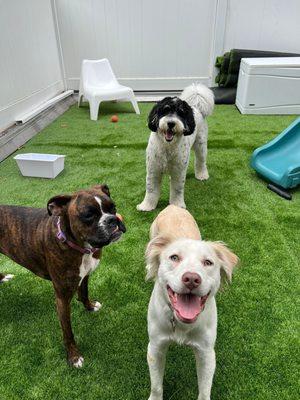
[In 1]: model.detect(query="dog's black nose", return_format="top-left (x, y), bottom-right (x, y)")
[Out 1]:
top-left (167, 121), bottom-right (175, 129)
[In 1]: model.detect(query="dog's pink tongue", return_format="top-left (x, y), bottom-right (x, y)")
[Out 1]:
top-left (175, 294), bottom-right (201, 322)
top-left (166, 130), bottom-right (173, 140)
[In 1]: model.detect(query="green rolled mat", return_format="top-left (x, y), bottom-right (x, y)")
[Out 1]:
top-left (215, 51), bottom-right (230, 86)
top-left (215, 48), bottom-right (300, 88)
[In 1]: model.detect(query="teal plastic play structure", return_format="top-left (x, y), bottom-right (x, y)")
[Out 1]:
top-left (251, 117), bottom-right (300, 189)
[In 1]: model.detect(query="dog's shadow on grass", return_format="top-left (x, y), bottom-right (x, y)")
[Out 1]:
top-left (0, 278), bottom-right (54, 324)
top-left (164, 345), bottom-right (198, 399)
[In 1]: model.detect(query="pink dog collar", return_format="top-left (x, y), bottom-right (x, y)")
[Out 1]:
top-left (56, 217), bottom-right (99, 255)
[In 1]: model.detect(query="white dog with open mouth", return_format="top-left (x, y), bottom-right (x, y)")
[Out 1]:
top-left (137, 83), bottom-right (214, 211)
top-left (146, 205), bottom-right (238, 400)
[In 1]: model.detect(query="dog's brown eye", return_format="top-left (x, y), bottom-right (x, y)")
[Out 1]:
top-left (79, 207), bottom-right (99, 224)
top-left (203, 259), bottom-right (213, 266)
top-left (170, 254), bottom-right (179, 262)
top-left (79, 212), bottom-right (95, 224)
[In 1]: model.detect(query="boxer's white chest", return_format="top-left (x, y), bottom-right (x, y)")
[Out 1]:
top-left (79, 253), bottom-right (100, 285)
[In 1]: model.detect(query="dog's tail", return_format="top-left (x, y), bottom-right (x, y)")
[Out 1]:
top-left (180, 83), bottom-right (214, 118)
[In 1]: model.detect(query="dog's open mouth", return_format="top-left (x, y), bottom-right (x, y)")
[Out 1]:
top-left (110, 226), bottom-right (123, 242)
top-left (167, 286), bottom-right (210, 324)
top-left (110, 219), bottom-right (126, 243)
top-left (164, 129), bottom-right (174, 142)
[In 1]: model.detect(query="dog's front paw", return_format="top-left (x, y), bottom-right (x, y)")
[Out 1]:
top-left (0, 274), bottom-right (14, 283)
top-left (69, 354), bottom-right (84, 368)
top-left (195, 168), bottom-right (209, 181)
top-left (148, 392), bottom-right (163, 400)
top-left (87, 300), bottom-right (102, 312)
top-left (137, 202), bottom-right (156, 212)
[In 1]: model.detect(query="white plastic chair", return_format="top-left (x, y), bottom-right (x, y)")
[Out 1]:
top-left (78, 58), bottom-right (140, 120)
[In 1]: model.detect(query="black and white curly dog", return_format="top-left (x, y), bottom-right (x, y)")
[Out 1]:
top-left (137, 84), bottom-right (214, 211)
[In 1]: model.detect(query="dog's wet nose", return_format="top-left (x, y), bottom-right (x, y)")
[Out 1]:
top-left (182, 272), bottom-right (201, 290)
top-left (167, 121), bottom-right (175, 129)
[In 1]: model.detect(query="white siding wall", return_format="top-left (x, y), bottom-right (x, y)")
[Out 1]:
top-left (54, 0), bottom-right (218, 91)
top-left (0, 0), bottom-right (64, 131)
top-left (1, 0), bottom-right (299, 128)
top-left (55, 0), bottom-right (300, 92)
top-left (223, 0), bottom-right (300, 53)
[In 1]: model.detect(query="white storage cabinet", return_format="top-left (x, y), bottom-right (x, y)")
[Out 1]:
top-left (236, 57), bottom-right (300, 114)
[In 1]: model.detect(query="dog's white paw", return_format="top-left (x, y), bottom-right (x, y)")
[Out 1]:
top-left (148, 392), bottom-right (163, 400)
top-left (72, 356), bottom-right (84, 368)
top-left (196, 169), bottom-right (209, 181)
top-left (137, 202), bottom-right (156, 212)
top-left (0, 274), bottom-right (14, 283)
top-left (90, 301), bottom-right (102, 312)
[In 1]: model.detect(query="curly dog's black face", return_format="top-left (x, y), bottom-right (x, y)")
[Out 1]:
top-left (148, 97), bottom-right (195, 142)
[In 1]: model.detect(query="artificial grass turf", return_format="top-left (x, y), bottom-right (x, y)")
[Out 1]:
top-left (0, 101), bottom-right (299, 400)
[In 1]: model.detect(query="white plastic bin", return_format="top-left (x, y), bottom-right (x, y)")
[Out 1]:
top-left (236, 57), bottom-right (300, 114)
top-left (14, 153), bottom-right (65, 178)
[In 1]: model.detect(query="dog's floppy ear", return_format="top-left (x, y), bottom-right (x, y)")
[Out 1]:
top-left (93, 183), bottom-right (111, 197)
top-left (181, 101), bottom-right (196, 136)
top-left (47, 195), bottom-right (72, 216)
top-left (101, 184), bottom-right (110, 197)
top-left (210, 241), bottom-right (239, 283)
top-left (148, 103), bottom-right (159, 132)
top-left (145, 235), bottom-right (171, 280)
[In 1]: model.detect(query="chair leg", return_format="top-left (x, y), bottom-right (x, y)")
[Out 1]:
top-left (78, 94), bottom-right (83, 107)
top-left (129, 92), bottom-right (140, 115)
top-left (89, 99), bottom-right (101, 121)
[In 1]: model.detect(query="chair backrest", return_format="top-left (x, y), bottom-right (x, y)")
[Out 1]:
top-left (81, 59), bottom-right (118, 88)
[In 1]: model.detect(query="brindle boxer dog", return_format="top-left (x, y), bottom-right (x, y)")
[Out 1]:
top-left (0, 184), bottom-right (126, 367)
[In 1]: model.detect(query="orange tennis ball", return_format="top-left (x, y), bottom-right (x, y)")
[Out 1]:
top-left (116, 213), bottom-right (123, 221)
top-left (111, 115), bottom-right (118, 123)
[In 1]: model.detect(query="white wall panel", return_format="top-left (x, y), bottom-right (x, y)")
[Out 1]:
top-left (1, 0), bottom-right (299, 125)
top-left (223, 0), bottom-right (300, 53)
top-left (55, 0), bottom-right (218, 90)
top-left (0, 0), bottom-right (64, 131)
